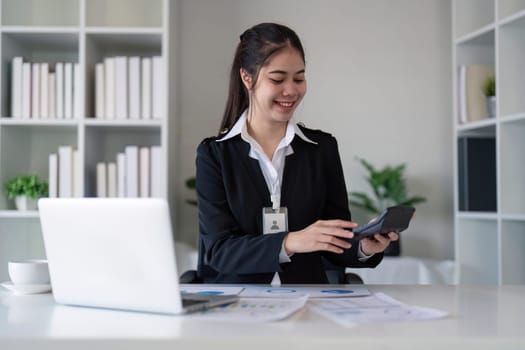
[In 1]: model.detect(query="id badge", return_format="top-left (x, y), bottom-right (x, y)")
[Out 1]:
top-left (262, 207), bottom-right (288, 234)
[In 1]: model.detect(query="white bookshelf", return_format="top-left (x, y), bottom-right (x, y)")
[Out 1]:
top-left (453, 0), bottom-right (525, 284)
top-left (0, 0), bottom-right (176, 281)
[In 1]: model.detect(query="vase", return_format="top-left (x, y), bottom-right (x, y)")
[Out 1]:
top-left (486, 96), bottom-right (496, 118)
top-left (14, 196), bottom-right (37, 211)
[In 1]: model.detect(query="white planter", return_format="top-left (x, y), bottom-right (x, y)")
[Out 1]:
top-left (487, 96), bottom-right (496, 118)
top-left (14, 196), bottom-right (37, 211)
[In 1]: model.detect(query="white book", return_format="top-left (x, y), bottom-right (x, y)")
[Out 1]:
top-left (22, 62), bottom-right (32, 119)
top-left (11, 56), bottom-right (24, 118)
top-left (95, 63), bottom-right (105, 119)
top-left (64, 62), bottom-right (73, 119)
top-left (73, 149), bottom-right (82, 197)
top-left (114, 56), bottom-right (128, 119)
top-left (107, 162), bottom-right (117, 198)
top-left (48, 153), bottom-right (58, 198)
top-left (125, 146), bottom-right (139, 197)
top-left (40, 63), bottom-right (49, 119)
top-left (48, 73), bottom-right (56, 119)
top-left (459, 65), bottom-right (467, 124)
top-left (58, 145), bottom-right (73, 197)
top-left (116, 152), bottom-right (126, 198)
top-left (152, 56), bottom-right (163, 119)
top-left (104, 57), bottom-right (115, 119)
top-left (139, 147), bottom-right (150, 197)
top-left (150, 146), bottom-right (163, 197)
top-left (128, 56), bottom-right (141, 120)
top-left (141, 57), bottom-right (152, 119)
top-left (55, 62), bottom-right (64, 119)
top-left (96, 162), bottom-right (107, 198)
top-left (73, 63), bottom-right (82, 119)
top-left (31, 63), bottom-right (40, 119)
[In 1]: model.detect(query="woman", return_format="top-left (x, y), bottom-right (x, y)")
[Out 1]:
top-left (196, 23), bottom-right (398, 284)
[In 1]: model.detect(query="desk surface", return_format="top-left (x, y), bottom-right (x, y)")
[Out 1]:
top-left (1, 284), bottom-right (525, 350)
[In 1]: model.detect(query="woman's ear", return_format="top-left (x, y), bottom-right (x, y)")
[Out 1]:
top-left (240, 68), bottom-right (252, 90)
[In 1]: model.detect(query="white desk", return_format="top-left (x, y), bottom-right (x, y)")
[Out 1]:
top-left (347, 256), bottom-right (457, 284)
top-left (1, 285), bottom-right (524, 350)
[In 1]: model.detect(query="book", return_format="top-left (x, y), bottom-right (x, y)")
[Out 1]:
top-left (48, 153), bottom-right (58, 198)
top-left (114, 56), bottom-right (128, 120)
top-left (73, 63), bottom-right (82, 119)
top-left (48, 73), bottom-right (56, 119)
top-left (141, 57), bottom-right (152, 119)
top-left (31, 63), bottom-right (40, 119)
top-left (11, 56), bottom-right (24, 118)
top-left (465, 64), bottom-right (495, 122)
top-left (95, 63), bottom-right (105, 119)
top-left (22, 62), bottom-right (31, 119)
top-left (107, 162), bottom-right (117, 198)
top-left (40, 63), bottom-right (49, 119)
top-left (73, 149), bottom-right (82, 197)
top-left (117, 152), bottom-right (126, 197)
top-left (96, 162), bottom-right (107, 198)
top-left (104, 57), bottom-right (115, 119)
top-left (55, 62), bottom-right (64, 119)
top-left (152, 56), bottom-right (163, 119)
top-left (458, 137), bottom-right (496, 211)
top-left (125, 146), bottom-right (139, 197)
top-left (128, 56), bottom-right (141, 120)
top-left (64, 62), bottom-right (73, 119)
top-left (58, 145), bottom-right (73, 197)
top-left (139, 147), bottom-right (150, 197)
top-left (458, 65), bottom-right (467, 124)
top-left (150, 146), bottom-right (163, 197)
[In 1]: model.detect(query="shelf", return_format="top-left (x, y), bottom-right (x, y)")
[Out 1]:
top-left (500, 120), bottom-right (525, 215)
top-left (84, 27), bottom-right (163, 35)
top-left (0, 210), bottom-right (39, 219)
top-left (499, 1), bottom-right (525, 22)
top-left (455, 23), bottom-right (495, 45)
top-left (501, 220), bottom-right (525, 284)
top-left (499, 15), bottom-right (525, 116)
top-left (457, 118), bottom-right (496, 132)
top-left (1, 0), bottom-right (79, 27)
top-left (84, 119), bottom-right (162, 128)
top-left (454, 0), bottom-right (494, 39)
top-left (85, 0), bottom-right (163, 28)
top-left (500, 112), bottom-right (525, 124)
top-left (456, 212), bottom-right (498, 220)
top-left (0, 118), bottom-right (79, 126)
top-left (456, 217), bottom-right (498, 284)
top-left (501, 214), bottom-right (525, 221)
top-left (1, 26), bottom-right (79, 34)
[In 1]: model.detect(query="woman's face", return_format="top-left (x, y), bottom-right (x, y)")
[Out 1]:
top-left (243, 46), bottom-right (307, 124)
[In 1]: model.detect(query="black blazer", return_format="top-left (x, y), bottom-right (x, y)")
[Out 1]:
top-left (196, 125), bottom-right (382, 283)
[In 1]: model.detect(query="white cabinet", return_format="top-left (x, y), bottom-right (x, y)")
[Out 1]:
top-left (0, 0), bottom-right (177, 281)
top-left (453, 0), bottom-right (525, 284)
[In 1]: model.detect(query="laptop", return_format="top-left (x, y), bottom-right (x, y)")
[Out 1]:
top-left (38, 198), bottom-right (238, 314)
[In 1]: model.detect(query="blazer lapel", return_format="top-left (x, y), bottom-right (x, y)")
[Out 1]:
top-left (281, 138), bottom-right (308, 207)
top-left (232, 139), bottom-right (270, 205)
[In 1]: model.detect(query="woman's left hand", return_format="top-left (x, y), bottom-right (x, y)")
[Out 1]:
top-left (360, 231), bottom-right (399, 256)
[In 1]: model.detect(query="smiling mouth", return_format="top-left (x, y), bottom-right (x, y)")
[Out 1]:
top-left (275, 101), bottom-right (295, 109)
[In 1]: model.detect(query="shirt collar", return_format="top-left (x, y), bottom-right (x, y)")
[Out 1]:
top-left (217, 110), bottom-right (317, 145)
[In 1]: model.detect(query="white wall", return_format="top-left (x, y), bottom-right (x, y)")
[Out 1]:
top-left (176, 0), bottom-right (453, 260)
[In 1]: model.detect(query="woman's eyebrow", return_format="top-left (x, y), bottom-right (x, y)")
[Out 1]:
top-left (268, 69), bottom-right (305, 75)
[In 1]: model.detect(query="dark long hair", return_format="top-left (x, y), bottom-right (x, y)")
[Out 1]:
top-left (218, 23), bottom-right (305, 136)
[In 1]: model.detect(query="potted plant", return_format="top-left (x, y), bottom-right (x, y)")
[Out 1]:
top-left (482, 75), bottom-right (496, 118)
top-left (3, 174), bottom-right (48, 211)
top-left (349, 158), bottom-right (426, 256)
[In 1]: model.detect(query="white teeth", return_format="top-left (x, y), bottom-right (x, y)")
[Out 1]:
top-left (277, 101), bottom-right (293, 107)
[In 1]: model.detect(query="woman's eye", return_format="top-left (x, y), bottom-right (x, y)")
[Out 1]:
top-left (294, 79), bottom-right (304, 83)
top-left (270, 79), bottom-right (284, 84)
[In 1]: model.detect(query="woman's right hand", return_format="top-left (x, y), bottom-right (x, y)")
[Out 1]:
top-left (283, 220), bottom-right (357, 255)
